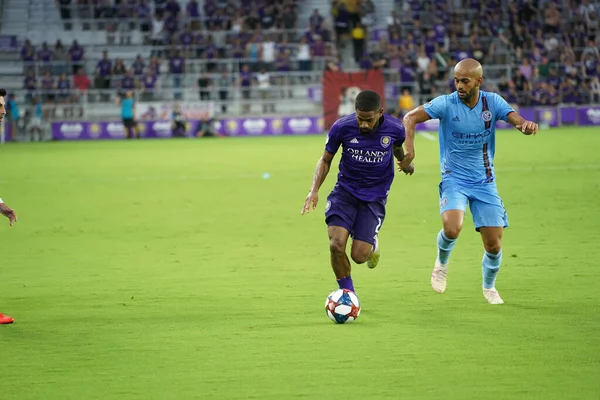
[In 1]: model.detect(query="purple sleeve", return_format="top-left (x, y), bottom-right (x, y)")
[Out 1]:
top-left (394, 125), bottom-right (406, 146)
top-left (324, 121), bottom-right (342, 154)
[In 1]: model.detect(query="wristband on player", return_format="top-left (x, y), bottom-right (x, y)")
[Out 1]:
top-left (0, 198), bottom-right (3, 204)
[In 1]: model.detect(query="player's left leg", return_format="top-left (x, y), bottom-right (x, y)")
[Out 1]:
top-left (470, 184), bottom-right (509, 305)
top-left (350, 199), bottom-right (385, 269)
top-left (479, 227), bottom-right (505, 305)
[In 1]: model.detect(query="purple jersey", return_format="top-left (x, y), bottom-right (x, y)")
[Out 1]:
top-left (325, 114), bottom-right (406, 201)
top-left (69, 45), bottom-right (84, 62)
top-left (170, 57), bottom-right (184, 74)
top-left (143, 74), bottom-right (157, 89)
top-left (121, 76), bottom-right (135, 89)
top-left (187, 1), bottom-right (199, 17)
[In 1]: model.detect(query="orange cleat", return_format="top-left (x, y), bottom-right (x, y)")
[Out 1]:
top-left (0, 313), bottom-right (14, 324)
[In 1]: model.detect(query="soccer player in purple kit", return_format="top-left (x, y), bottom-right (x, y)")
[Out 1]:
top-left (301, 90), bottom-right (414, 293)
top-left (400, 58), bottom-right (538, 304)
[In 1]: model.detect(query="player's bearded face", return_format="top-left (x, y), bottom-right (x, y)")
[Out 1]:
top-left (455, 76), bottom-right (481, 101)
top-left (355, 109), bottom-right (383, 134)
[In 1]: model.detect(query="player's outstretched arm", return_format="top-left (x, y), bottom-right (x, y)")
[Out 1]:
top-left (0, 200), bottom-right (17, 227)
top-left (401, 105), bottom-right (432, 169)
top-left (506, 111), bottom-right (538, 135)
top-left (301, 151), bottom-right (334, 215)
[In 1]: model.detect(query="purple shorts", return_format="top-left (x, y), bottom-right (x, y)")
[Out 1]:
top-left (324, 185), bottom-right (386, 246)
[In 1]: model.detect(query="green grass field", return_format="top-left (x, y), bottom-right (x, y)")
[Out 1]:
top-left (0, 127), bottom-right (598, 399)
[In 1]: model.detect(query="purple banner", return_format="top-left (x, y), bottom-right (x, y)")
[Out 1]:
top-left (215, 116), bottom-right (324, 136)
top-left (560, 107), bottom-right (577, 125)
top-left (49, 107), bottom-right (600, 140)
top-left (52, 117), bottom-right (325, 140)
top-left (578, 106), bottom-right (600, 125)
top-left (0, 35), bottom-right (18, 51)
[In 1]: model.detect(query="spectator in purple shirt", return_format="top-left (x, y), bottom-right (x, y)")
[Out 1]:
top-left (281, 5), bottom-right (297, 34)
top-left (164, 13), bottom-right (178, 35)
top-left (561, 78), bottom-right (579, 104)
top-left (41, 72), bottom-right (56, 103)
top-left (187, 0), bottom-right (201, 31)
top-left (131, 55), bottom-right (146, 76)
top-left (21, 40), bottom-right (36, 74)
top-left (57, 73), bottom-right (72, 104)
top-left (141, 68), bottom-right (157, 101)
top-left (311, 37), bottom-right (326, 59)
top-left (309, 9), bottom-right (324, 30)
top-left (68, 40), bottom-right (85, 74)
top-left (24, 71), bottom-right (37, 104)
top-left (546, 68), bottom-right (562, 89)
top-left (423, 30), bottom-right (437, 58)
top-left (20, 39), bottom-right (35, 62)
top-left (37, 42), bottom-right (53, 74)
top-left (169, 50), bottom-right (185, 100)
top-left (136, 0), bottom-right (152, 42)
top-left (400, 60), bottom-right (416, 93)
top-left (154, 0), bottom-right (167, 13)
top-left (121, 70), bottom-right (136, 91)
top-left (179, 25), bottom-right (194, 57)
top-left (95, 51), bottom-right (112, 99)
top-left (165, 0), bottom-right (181, 18)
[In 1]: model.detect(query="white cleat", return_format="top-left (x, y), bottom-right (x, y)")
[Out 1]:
top-left (483, 288), bottom-right (504, 305)
top-left (431, 260), bottom-right (448, 293)
top-left (367, 236), bottom-right (380, 269)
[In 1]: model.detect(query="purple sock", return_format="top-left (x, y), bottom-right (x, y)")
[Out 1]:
top-left (336, 276), bottom-right (355, 292)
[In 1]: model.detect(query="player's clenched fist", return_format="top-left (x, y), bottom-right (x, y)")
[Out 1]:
top-left (516, 120), bottom-right (538, 135)
top-left (301, 190), bottom-right (319, 215)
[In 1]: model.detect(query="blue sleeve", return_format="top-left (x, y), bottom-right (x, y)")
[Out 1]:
top-left (492, 93), bottom-right (515, 122)
top-left (423, 95), bottom-right (448, 121)
top-left (325, 121), bottom-right (342, 154)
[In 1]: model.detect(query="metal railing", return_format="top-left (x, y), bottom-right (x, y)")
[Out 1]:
top-left (8, 86), bottom-right (599, 122)
top-left (19, 56), bottom-right (333, 78)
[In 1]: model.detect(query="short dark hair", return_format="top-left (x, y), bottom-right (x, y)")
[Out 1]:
top-left (0, 88), bottom-right (6, 97)
top-left (355, 90), bottom-right (381, 112)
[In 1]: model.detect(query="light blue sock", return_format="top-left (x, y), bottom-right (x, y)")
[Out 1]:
top-left (436, 229), bottom-right (457, 264)
top-left (482, 250), bottom-right (502, 289)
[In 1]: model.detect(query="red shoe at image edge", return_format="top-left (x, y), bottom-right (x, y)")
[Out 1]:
top-left (0, 313), bottom-right (14, 324)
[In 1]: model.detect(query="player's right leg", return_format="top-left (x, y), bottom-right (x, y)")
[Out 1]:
top-left (433, 181), bottom-right (468, 293)
top-left (325, 185), bottom-right (359, 292)
top-left (0, 312), bottom-right (14, 324)
top-left (351, 199), bottom-right (385, 269)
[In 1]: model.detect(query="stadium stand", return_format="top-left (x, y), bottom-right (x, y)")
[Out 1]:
top-left (0, 0), bottom-right (598, 137)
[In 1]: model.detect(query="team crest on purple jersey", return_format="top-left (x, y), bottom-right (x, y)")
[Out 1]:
top-left (380, 136), bottom-right (391, 148)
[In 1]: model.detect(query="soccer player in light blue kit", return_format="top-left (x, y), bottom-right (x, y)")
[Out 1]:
top-left (401, 59), bottom-right (538, 304)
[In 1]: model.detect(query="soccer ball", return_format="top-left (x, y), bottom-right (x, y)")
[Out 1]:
top-left (325, 289), bottom-right (361, 324)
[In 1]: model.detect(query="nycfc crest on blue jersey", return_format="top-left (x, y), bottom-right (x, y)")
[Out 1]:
top-left (481, 110), bottom-right (493, 122)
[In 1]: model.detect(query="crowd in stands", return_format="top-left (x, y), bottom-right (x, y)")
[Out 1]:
top-left (23, 0), bottom-right (342, 110)
top-left (385, 0), bottom-right (600, 114)
top-left (15, 0), bottom-right (600, 115)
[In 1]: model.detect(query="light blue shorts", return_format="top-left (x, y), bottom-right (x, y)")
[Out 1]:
top-left (438, 180), bottom-right (508, 231)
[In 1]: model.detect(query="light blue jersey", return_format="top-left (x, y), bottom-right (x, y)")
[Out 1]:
top-left (121, 98), bottom-right (134, 119)
top-left (424, 90), bottom-right (514, 185)
top-left (424, 91), bottom-right (514, 230)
